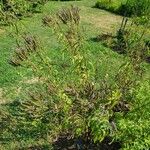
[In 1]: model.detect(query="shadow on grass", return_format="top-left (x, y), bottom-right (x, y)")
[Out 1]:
top-left (52, 136), bottom-right (121, 150)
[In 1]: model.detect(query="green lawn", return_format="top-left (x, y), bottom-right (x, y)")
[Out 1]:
top-left (0, 0), bottom-right (125, 96)
top-left (0, 0), bottom-right (150, 97)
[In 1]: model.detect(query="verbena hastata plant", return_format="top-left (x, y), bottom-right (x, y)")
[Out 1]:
top-left (99, 15), bottom-right (150, 62)
top-left (0, 5), bottom-right (150, 150)
top-left (109, 15), bottom-right (150, 150)
top-left (117, 16), bottom-right (150, 61)
top-left (92, 9), bottom-right (150, 149)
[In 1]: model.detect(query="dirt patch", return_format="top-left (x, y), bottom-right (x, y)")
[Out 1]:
top-left (0, 88), bottom-right (6, 104)
top-left (22, 77), bottom-right (40, 84)
top-left (0, 28), bottom-right (5, 34)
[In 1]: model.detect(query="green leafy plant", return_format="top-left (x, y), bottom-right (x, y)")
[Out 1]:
top-left (0, 5), bottom-right (149, 150)
top-left (0, 0), bottom-right (47, 25)
top-left (95, 16), bottom-right (150, 63)
top-left (95, 0), bottom-right (150, 17)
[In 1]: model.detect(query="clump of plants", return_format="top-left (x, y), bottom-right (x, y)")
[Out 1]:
top-left (95, 0), bottom-right (123, 14)
top-left (95, 0), bottom-right (150, 17)
top-left (0, 5), bottom-right (150, 150)
top-left (0, 0), bottom-right (47, 25)
top-left (9, 33), bottom-right (40, 66)
top-left (94, 16), bottom-right (150, 63)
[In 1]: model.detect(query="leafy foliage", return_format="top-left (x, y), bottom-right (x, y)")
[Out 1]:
top-left (95, 0), bottom-right (150, 17)
top-left (0, 4), bottom-right (150, 150)
top-left (0, 0), bottom-right (47, 25)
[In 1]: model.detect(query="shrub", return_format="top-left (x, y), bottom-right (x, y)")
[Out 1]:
top-left (95, 0), bottom-right (150, 17)
top-left (0, 0), bottom-right (47, 25)
top-left (95, 0), bottom-right (123, 13)
top-left (94, 16), bottom-right (150, 63)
